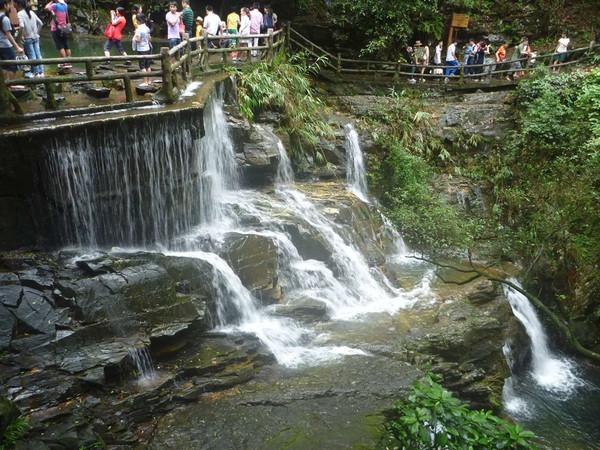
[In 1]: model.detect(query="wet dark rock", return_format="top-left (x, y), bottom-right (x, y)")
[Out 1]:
top-left (16, 268), bottom-right (55, 291)
top-left (467, 280), bottom-right (499, 305)
top-left (149, 356), bottom-right (422, 450)
top-left (0, 285), bottom-right (23, 307)
top-left (221, 233), bottom-right (280, 305)
top-left (271, 297), bottom-right (329, 323)
top-left (10, 87), bottom-right (31, 99)
top-left (85, 86), bottom-right (111, 99)
top-left (0, 272), bottom-right (19, 285)
top-left (136, 84), bottom-right (160, 96)
top-left (283, 220), bottom-right (333, 264)
top-left (75, 258), bottom-right (115, 276)
top-left (432, 174), bottom-right (488, 216)
top-left (0, 305), bottom-right (15, 350)
top-left (13, 290), bottom-right (57, 336)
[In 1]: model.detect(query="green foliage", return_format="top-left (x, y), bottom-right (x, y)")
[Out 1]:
top-left (470, 68), bottom-right (600, 311)
top-left (382, 375), bottom-right (536, 450)
top-left (366, 90), bottom-right (480, 252)
top-left (227, 52), bottom-right (333, 155)
top-left (0, 417), bottom-right (29, 450)
top-left (79, 440), bottom-right (105, 450)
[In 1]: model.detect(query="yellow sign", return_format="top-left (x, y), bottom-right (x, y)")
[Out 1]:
top-left (451, 13), bottom-right (470, 28)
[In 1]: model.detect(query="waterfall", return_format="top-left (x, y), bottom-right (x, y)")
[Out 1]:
top-left (51, 86), bottom-right (433, 369)
top-left (46, 107), bottom-right (203, 248)
top-left (128, 347), bottom-right (157, 386)
top-left (344, 123), bottom-right (369, 202)
top-left (276, 140), bottom-right (294, 185)
top-left (503, 281), bottom-right (582, 394)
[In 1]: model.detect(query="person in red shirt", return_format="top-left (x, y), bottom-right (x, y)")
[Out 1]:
top-left (104, 6), bottom-right (127, 57)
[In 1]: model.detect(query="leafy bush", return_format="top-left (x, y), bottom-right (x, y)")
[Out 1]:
top-left (227, 52), bottom-right (333, 155)
top-left (366, 90), bottom-right (480, 252)
top-left (382, 375), bottom-right (535, 450)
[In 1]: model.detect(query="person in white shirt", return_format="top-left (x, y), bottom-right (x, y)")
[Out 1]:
top-left (552, 32), bottom-right (570, 71)
top-left (444, 41), bottom-right (458, 76)
top-left (204, 5), bottom-right (221, 48)
top-left (16, 0), bottom-right (44, 77)
top-left (238, 7), bottom-right (250, 60)
top-left (432, 40), bottom-right (443, 76)
top-left (132, 13), bottom-right (152, 85)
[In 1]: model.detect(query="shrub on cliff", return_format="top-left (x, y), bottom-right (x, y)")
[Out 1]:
top-left (228, 52), bottom-right (333, 156)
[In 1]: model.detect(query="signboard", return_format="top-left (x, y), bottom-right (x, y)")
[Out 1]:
top-left (451, 13), bottom-right (470, 28)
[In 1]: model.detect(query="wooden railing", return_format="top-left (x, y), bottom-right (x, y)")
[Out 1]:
top-left (0, 27), bottom-right (285, 117)
top-left (1, 26), bottom-right (598, 119)
top-left (289, 27), bottom-right (600, 82)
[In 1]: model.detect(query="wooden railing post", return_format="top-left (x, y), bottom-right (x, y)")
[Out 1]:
top-left (180, 33), bottom-right (190, 81)
top-left (337, 52), bottom-right (341, 73)
top-left (0, 68), bottom-right (11, 116)
top-left (160, 47), bottom-right (175, 103)
top-left (286, 23), bottom-right (291, 50)
top-left (184, 33), bottom-right (192, 77)
top-left (202, 30), bottom-right (209, 71)
top-left (267, 29), bottom-right (274, 62)
top-left (85, 61), bottom-right (94, 79)
top-left (44, 81), bottom-right (57, 110)
top-left (123, 75), bottom-right (133, 102)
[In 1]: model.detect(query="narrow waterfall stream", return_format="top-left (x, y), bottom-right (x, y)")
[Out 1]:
top-left (502, 283), bottom-right (600, 449)
top-left (344, 123), bottom-right (369, 202)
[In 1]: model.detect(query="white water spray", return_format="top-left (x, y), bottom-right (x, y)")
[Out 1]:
top-left (503, 281), bottom-right (582, 394)
top-left (344, 123), bottom-right (369, 202)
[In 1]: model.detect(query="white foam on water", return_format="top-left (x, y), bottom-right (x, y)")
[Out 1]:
top-left (344, 123), bottom-right (369, 203)
top-left (503, 281), bottom-right (583, 395)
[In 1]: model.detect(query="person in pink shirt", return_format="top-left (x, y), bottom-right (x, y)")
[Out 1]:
top-left (249, 2), bottom-right (262, 57)
top-left (44, 0), bottom-right (70, 60)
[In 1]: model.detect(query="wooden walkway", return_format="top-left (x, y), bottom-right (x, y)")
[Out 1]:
top-left (1, 26), bottom-right (598, 122)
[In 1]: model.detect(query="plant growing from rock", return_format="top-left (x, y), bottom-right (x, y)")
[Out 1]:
top-left (382, 375), bottom-right (535, 449)
top-left (227, 52), bottom-right (333, 158)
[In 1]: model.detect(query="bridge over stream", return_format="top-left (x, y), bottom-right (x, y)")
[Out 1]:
top-left (1, 26), bottom-right (599, 124)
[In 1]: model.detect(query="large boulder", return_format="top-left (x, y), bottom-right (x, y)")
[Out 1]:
top-left (220, 233), bottom-right (281, 305)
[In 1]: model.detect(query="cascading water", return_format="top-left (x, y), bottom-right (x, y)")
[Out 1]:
top-left (344, 123), bottom-right (369, 202)
top-left (128, 347), bottom-right (157, 386)
top-left (501, 282), bottom-right (600, 449)
top-left (50, 85), bottom-right (434, 369)
top-left (275, 140), bottom-right (294, 185)
top-left (503, 281), bottom-right (582, 394)
top-left (46, 110), bottom-right (203, 247)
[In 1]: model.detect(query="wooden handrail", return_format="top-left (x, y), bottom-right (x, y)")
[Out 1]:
top-left (0, 25), bottom-right (289, 118)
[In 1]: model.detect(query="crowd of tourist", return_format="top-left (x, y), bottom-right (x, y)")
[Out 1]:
top-left (405, 33), bottom-right (576, 83)
top-left (0, 0), bottom-right (279, 87)
top-left (1, 0), bottom-right (599, 90)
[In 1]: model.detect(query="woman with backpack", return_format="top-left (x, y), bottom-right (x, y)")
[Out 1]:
top-left (44, 0), bottom-right (71, 66)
